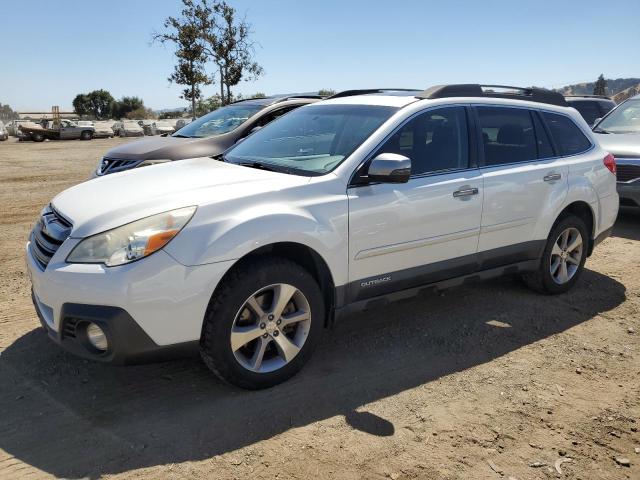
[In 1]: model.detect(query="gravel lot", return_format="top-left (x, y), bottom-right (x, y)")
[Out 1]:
top-left (0, 137), bottom-right (638, 479)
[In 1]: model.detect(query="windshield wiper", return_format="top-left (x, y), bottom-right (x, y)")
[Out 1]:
top-left (172, 134), bottom-right (192, 138)
top-left (593, 127), bottom-right (611, 134)
top-left (239, 161), bottom-right (284, 173)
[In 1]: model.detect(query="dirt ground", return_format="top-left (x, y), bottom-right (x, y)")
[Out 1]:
top-left (0, 137), bottom-right (638, 480)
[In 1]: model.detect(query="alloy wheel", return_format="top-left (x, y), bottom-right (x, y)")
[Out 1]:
top-left (550, 227), bottom-right (583, 285)
top-left (230, 283), bottom-right (311, 373)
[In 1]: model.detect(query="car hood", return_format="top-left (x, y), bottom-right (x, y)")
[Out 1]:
top-left (104, 134), bottom-right (231, 160)
top-left (52, 157), bottom-right (311, 238)
top-left (595, 132), bottom-right (640, 157)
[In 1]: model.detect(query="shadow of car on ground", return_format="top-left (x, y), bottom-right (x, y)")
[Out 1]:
top-left (0, 269), bottom-right (626, 479)
top-left (612, 206), bottom-right (640, 241)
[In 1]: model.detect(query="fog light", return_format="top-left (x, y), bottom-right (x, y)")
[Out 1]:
top-left (86, 323), bottom-right (108, 351)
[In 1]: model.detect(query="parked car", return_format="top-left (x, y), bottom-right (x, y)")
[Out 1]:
top-left (138, 120), bottom-right (157, 136)
top-left (26, 84), bottom-right (618, 389)
top-left (6, 119), bottom-right (33, 136)
top-left (17, 121), bottom-right (44, 141)
top-left (593, 93), bottom-right (640, 208)
top-left (21, 119), bottom-right (94, 142)
top-left (154, 120), bottom-right (175, 135)
top-left (92, 122), bottom-right (115, 139)
top-left (175, 118), bottom-right (192, 130)
top-left (0, 121), bottom-right (7, 141)
top-left (565, 95), bottom-right (616, 127)
top-left (114, 120), bottom-right (144, 137)
top-left (94, 95), bottom-right (322, 176)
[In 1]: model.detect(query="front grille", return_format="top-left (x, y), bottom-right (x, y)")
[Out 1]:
top-left (617, 163), bottom-right (640, 183)
top-left (98, 157), bottom-right (142, 176)
top-left (29, 205), bottom-right (72, 270)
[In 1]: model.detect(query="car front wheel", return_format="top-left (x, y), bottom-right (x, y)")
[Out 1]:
top-left (200, 257), bottom-right (324, 389)
top-left (523, 215), bottom-right (589, 294)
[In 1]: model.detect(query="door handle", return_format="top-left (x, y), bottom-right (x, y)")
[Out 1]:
top-left (543, 173), bottom-right (562, 182)
top-left (453, 187), bottom-right (479, 198)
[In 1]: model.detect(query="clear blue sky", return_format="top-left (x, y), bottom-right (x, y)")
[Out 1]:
top-left (2, 0), bottom-right (639, 111)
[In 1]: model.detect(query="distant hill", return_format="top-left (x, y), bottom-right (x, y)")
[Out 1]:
top-left (558, 77), bottom-right (640, 103)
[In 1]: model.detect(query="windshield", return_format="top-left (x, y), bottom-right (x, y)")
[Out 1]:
top-left (596, 99), bottom-right (640, 133)
top-left (174, 103), bottom-right (264, 138)
top-left (225, 104), bottom-right (398, 175)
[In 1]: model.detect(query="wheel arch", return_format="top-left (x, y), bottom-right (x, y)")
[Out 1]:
top-left (554, 201), bottom-right (596, 256)
top-left (214, 241), bottom-right (336, 327)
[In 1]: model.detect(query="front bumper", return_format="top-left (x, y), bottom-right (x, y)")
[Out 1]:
top-left (26, 238), bottom-right (236, 362)
top-left (617, 182), bottom-right (640, 207)
top-left (32, 293), bottom-right (198, 364)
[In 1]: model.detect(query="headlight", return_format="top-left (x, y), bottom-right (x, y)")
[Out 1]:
top-left (67, 206), bottom-right (196, 266)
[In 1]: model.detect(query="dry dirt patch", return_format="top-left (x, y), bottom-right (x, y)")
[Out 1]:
top-left (0, 138), bottom-right (638, 479)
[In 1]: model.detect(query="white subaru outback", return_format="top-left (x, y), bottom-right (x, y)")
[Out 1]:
top-left (26, 85), bottom-right (619, 389)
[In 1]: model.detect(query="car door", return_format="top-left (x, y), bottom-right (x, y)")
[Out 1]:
top-left (474, 105), bottom-right (568, 269)
top-left (60, 121), bottom-right (75, 139)
top-left (347, 106), bottom-right (483, 302)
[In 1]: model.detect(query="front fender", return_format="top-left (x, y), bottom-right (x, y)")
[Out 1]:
top-left (164, 199), bottom-right (349, 287)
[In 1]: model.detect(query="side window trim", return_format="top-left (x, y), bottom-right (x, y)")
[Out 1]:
top-left (533, 110), bottom-right (560, 158)
top-left (348, 104), bottom-right (476, 186)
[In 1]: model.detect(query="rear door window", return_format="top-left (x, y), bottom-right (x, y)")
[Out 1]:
top-left (541, 112), bottom-right (592, 156)
top-left (476, 107), bottom-right (538, 166)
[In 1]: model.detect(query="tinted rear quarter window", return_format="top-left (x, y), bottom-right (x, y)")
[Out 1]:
top-left (541, 112), bottom-right (592, 156)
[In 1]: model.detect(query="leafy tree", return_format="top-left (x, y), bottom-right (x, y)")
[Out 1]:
top-left (318, 89), bottom-right (336, 97)
top-left (195, 94), bottom-right (223, 116)
top-left (72, 93), bottom-right (91, 117)
top-left (125, 107), bottom-right (156, 119)
top-left (87, 90), bottom-right (115, 119)
top-left (593, 74), bottom-right (607, 96)
top-left (187, 0), bottom-right (263, 105)
top-left (154, 1), bottom-right (212, 118)
top-left (111, 96), bottom-right (145, 118)
top-left (0, 103), bottom-right (19, 121)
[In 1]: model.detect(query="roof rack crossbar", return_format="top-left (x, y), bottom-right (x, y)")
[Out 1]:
top-left (417, 84), bottom-right (568, 106)
top-left (328, 88), bottom-right (420, 99)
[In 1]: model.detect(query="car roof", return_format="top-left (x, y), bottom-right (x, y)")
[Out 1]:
top-left (232, 94), bottom-right (324, 107)
top-left (323, 85), bottom-right (572, 110)
top-left (320, 91), bottom-right (421, 108)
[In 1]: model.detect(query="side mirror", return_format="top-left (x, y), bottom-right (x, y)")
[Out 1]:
top-left (367, 153), bottom-right (411, 183)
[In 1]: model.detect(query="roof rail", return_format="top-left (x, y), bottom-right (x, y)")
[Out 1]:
top-left (274, 94), bottom-right (326, 102)
top-left (417, 84), bottom-right (568, 107)
top-left (328, 88), bottom-right (419, 99)
top-left (564, 94), bottom-right (612, 100)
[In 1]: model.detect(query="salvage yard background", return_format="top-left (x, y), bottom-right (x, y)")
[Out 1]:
top-left (0, 137), bottom-right (638, 479)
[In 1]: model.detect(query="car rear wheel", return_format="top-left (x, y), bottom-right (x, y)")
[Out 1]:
top-left (523, 215), bottom-right (588, 294)
top-left (200, 257), bottom-right (324, 389)
top-left (31, 132), bottom-right (44, 142)
top-left (80, 131), bottom-right (93, 141)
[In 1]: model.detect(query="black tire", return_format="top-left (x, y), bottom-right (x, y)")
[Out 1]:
top-left (523, 215), bottom-right (589, 294)
top-left (200, 257), bottom-right (324, 389)
top-left (31, 132), bottom-right (45, 142)
top-left (80, 130), bottom-right (93, 141)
